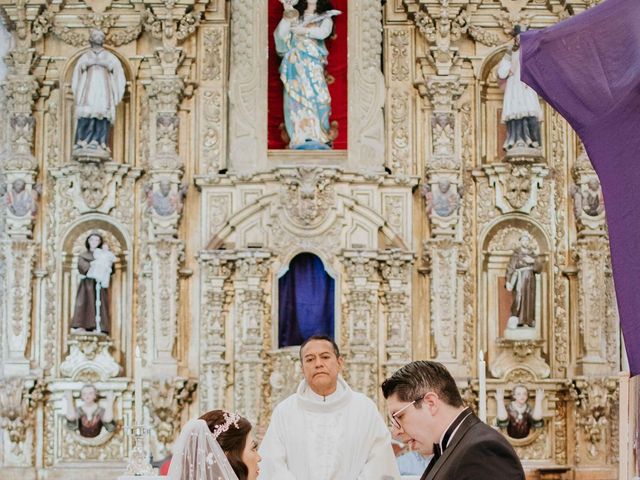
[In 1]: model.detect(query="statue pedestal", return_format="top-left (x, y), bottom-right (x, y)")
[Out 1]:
top-left (504, 325), bottom-right (536, 341)
top-left (504, 144), bottom-right (543, 163)
top-left (490, 338), bottom-right (550, 379)
top-left (60, 333), bottom-right (121, 380)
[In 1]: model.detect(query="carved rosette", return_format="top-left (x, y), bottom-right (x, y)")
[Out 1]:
top-left (232, 251), bottom-right (272, 425)
top-left (379, 250), bottom-right (413, 380)
top-left (341, 251), bottom-right (380, 399)
top-left (146, 377), bottom-right (197, 456)
top-left (198, 253), bottom-right (234, 411)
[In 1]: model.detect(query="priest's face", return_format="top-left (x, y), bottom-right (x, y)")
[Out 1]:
top-left (387, 392), bottom-right (437, 456)
top-left (301, 339), bottom-right (344, 396)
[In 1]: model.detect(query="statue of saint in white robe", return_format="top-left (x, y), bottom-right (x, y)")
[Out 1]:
top-left (258, 377), bottom-right (401, 480)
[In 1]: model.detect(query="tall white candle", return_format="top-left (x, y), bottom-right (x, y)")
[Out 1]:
top-left (135, 346), bottom-right (143, 426)
top-left (478, 350), bottom-right (487, 423)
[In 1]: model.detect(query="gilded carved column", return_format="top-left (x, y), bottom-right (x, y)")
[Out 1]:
top-left (419, 76), bottom-right (469, 376)
top-left (198, 253), bottom-right (234, 411)
top-left (571, 146), bottom-right (616, 375)
top-left (341, 251), bottom-right (380, 399)
top-left (140, 11), bottom-right (191, 372)
top-left (379, 250), bottom-right (414, 380)
top-left (232, 251), bottom-right (271, 425)
top-left (0, 13), bottom-right (40, 378)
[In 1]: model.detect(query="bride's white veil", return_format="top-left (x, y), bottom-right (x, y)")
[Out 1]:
top-left (167, 419), bottom-right (240, 480)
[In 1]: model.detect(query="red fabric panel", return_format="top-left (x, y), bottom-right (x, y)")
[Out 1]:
top-left (268, 0), bottom-right (348, 150)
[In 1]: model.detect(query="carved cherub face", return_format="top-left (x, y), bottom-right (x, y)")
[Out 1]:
top-left (587, 178), bottom-right (600, 192)
top-left (12, 179), bottom-right (26, 193)
top-left (513, 385), bottom-right (529, 406)
top-left (438, 179), bottom-right (450, 194)
top-left (80, 385), bottom-right (98, 405)
top-left (159, 181), bottom-right (171, 197)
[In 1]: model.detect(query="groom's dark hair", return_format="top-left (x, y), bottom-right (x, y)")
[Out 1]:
top-left (299, 334), bottom-right (340, 359)
top-left (381, 360), bottom-right (464, 408)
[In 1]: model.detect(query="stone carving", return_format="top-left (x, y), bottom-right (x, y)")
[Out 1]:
top-left (203, 29), bottom-right (223, 81)
top-left (278, 168), bottom-right (337, 228)
top-left (574, 240), bottom-right (609, 374)
top-left (390, 30), bottom-right (410, 82)
top-left (390, 91), bottom-right (410, 172)
top-left (571, 175), bottom-right (606, 232)
top-left (379, 250), bottom-right (413, 380)
top-left (233, 252), bottom-right (272, 425)
top-left (572, 377), bottom-right (618, 460)
top-left (144, 180), bottom-right (187, 218)
top-left (431, 112), bottom-right (454, 157)
top-left (201, 90), bottom-right (223, 176)
top-left (198, 253), bottom-right (233, 412)
top-left (490, 339), bottom-right (550, 379)
top-left (482, 163), bottom-right (549, 214)
top-left (147, 377), bottom-right (197, 455)
top-left (60, 334), bottom-right (121, 380)
top-left (0, 378), bottom-right (43, 456)
top-left (350, 0), bottom-right (385, 171)
top-left (341, 251), bottom-right (379, 398)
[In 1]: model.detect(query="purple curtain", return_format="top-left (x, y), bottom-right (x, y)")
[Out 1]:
top-left (278, 253), bottom-right (335, 348)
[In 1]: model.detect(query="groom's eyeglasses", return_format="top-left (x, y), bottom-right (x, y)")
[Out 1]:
top-left (389, 396), bottom-right (424, 430)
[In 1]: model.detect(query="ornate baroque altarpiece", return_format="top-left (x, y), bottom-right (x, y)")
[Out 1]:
top-left (0, 0), bottom-right (627, 478)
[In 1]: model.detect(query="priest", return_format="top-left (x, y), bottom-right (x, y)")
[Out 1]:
top-left (258, 335), bottom-right (400, 480)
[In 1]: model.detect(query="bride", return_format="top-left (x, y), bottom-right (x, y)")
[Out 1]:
top-left (168, 410), bottom-right (260, 480)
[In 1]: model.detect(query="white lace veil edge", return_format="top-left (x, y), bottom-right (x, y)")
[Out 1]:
top-left (167, 418), bottom-right (240, 480)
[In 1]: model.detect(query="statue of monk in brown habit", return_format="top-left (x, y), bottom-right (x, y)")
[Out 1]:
top-left (505, 234), bottom-right (543, 329)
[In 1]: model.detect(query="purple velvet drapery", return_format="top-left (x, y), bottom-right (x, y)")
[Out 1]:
top-left (278, 253), bottom-right (335, 348)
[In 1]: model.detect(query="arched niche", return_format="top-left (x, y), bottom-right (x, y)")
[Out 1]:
top-left (479, 216), bottom-right (552, 372)
top-left (60, 45), bottom-right (135, 165)
top-left (59, 215), bottom-right (132, 371)
top-left (275, 251), bottom-right (338, 349)
top-left (478, 46), bottom-right (546, 164)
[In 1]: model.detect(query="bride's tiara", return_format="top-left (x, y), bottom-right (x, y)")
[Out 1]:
top-left (212, 411), bottom-right (241, 439)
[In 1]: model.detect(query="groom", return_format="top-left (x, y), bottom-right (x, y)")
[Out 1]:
top-left (382, 361), bottom-right (525, 480)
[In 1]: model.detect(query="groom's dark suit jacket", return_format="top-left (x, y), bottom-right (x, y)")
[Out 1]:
top-left (420, 412), bottom-right (525, 480)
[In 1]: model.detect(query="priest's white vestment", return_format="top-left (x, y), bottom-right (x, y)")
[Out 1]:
top-left (258, 377), bottom-right (401, 480)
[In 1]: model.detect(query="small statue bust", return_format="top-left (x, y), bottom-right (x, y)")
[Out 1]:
top-left (65, 384), bottom-right (116, 438)
top-left (496, 385), bottom-right (544, 439)
top-left (6, 179), bottom-right (38, 217)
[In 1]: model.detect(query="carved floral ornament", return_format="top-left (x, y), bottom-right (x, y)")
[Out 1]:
top-left (30, 7), bottom-right (202, 48)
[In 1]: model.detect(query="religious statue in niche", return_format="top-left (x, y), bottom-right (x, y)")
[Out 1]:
top-left (571, 178), bottom-right (605, 218)
top-left (496, 385), bottom-right (544, 439)
top-left (497, 26), bottom-right (542, 155)
top-left (70, 232), bottom-right (115, 335)
top-left (144, 180), bottom-right (188, 217)
top-left (65, 384), bottom-right (116, 438)
top-left (5, 178), bottom-right (38, 217)
top-left (505, 234), bottom-right (543, 333)
top-left (274, 0), bottom-right (341, 150)
top-left (72, 29), bottom-right (126, 159)
top-left (422, 179), bottom-right (461, 218)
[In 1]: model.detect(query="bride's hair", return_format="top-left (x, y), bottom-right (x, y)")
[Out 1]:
top-left (199, 410), bottom-right (252, 480)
